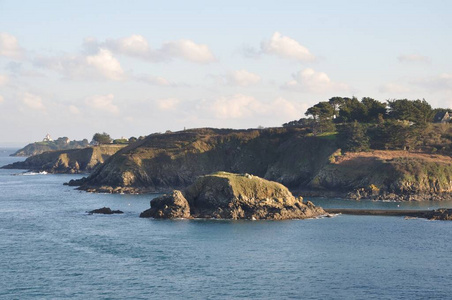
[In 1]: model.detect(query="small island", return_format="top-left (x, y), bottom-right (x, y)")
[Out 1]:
top-left (140, 172), bottom-right (326, 220)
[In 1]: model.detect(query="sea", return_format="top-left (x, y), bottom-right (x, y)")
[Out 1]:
top-left (1, 147), bottom-right (452, 299)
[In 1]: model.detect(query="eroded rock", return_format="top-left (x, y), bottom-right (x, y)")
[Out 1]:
top-left (140, 172), bottom-right (325, 220)
top-left (140, 190), bottom-right (190, 219)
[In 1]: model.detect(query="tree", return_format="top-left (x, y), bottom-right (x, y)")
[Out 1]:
top-left (361, 97), bottom-right (386, 122)
top-left (92, 132), bottom-right (112, 144)
top-left (387, 99), bottom-right (433, 124)
top-left (328, 97), bottom-right (345, 117)
top-left (305, 101), bottom-right (335, 120)
top-left (305, 102), bottom-right (335, 134)
top-left (338, 121), bottom-right (369, 152)
top-left (336, 97), bottom-right (367, 123)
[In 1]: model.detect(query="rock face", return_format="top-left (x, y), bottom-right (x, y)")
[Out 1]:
top-left (140, 172), bottom-right (325, 220)
top-left (309, 150), bottom-right (452, 201)
top-left (140, 190), bottom-right (190, 218)
top-left (428, 209), bottom-right (452, 220)
top-left (74, 128), bottom-right (337, 194)
top-left (88, 207), bottom-right (124, 214)
top-left (2, 145), bottom-right (125, 174)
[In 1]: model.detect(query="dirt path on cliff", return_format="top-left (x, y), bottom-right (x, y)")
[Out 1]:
top-left (334, 150), bottom-right (452, 164)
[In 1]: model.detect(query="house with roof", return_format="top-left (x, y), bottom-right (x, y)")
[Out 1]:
top-left (434, 111), bottom-right (451, 123)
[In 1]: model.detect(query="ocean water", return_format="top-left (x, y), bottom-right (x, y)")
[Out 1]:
top-left (1, 148), bottom-right (452, 299)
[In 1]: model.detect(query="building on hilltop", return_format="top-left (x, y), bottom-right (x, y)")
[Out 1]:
top-left (43, 133), bottom-right (53, 142)
top-left (434, 111), bottom-right (451, 123)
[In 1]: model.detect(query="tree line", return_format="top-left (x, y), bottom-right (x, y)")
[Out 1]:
top-left (283, 97), bottom-right (452, 153)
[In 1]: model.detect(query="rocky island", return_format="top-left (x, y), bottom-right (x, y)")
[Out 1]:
top-left (140, 172), bottom-right (326, 220)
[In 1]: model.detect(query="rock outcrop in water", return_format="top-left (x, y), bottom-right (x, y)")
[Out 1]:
top-left (427, 208), bottom-right (452, 220)
top-left (2, 145), bottom-right (125, 174)
top-left (88, 207), bottom-right (124, 214)
top-left (140, 172), bottom-right (326, 220)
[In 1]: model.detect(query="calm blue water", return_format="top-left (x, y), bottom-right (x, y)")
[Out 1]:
top-left (2, 148), bottom-right (452, 299)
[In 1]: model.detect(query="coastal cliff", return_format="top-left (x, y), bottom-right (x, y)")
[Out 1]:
top-left (68, 127), bottom-right (452, 200)
top-left (11, 138), bottom-right (89, 157)
top-left (310, 150), bottom-right (452, 200)
top-left (70, 128), bottom-right (337, 193)
top-left (2, 145), bottom-right (125, 173)
top-left (140, 172), bottom-right (326, 220)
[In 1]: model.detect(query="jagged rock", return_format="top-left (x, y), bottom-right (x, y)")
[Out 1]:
top-left (140, 172), bottom-right (325, 220)
top-left (140, 190), bottom-right (190, 218)
top-left (87, 207), bottom-right (123, 214)
top-left (428, 208), bottom-right (452, 220)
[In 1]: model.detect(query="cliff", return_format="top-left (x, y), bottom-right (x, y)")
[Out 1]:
top-left (11, 138), bottom-right (89, 157)
top-left (310, 150), bottom-right (452, 200)
top-left (67, 127), bottom-right (452, 201)
top-left (140, 172), bottom-right (326, 220)
top-left (2, 145), bottom-right (125, 173)
top-left (71, 128), bottom-right (337, 193)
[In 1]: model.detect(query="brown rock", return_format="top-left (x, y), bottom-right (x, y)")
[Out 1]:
top-left (140, 190), bottom-right (190, 219)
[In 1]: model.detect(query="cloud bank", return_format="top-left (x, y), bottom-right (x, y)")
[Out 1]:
top-left (86, 35), bottom-right (216, 64)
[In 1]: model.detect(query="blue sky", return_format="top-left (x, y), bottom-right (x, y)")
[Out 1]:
top-left (0, 0), bottom-right (451, 145)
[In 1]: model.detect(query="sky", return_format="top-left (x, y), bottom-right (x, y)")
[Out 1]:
top-left (0, 0), bottom-right (451, 146)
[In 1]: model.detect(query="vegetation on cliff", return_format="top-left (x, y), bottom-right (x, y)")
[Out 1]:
top-left (11, 137), bottom-right (89, 157)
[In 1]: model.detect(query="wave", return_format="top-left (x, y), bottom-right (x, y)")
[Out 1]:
top-left (21, 171), bottom-right (48, 176)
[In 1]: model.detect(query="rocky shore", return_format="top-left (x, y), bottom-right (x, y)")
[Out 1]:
top-left (2, 145), bottom-right (125, 174)
top-left (325, 208), bottom-right (452, 220)
top-left (140, 172), bottom-right (326, 220)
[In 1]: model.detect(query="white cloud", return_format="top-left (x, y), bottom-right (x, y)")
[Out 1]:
top-left (0, 32), bottom-right (23, 59)
top-left (136, 74), bottom-right (172, 86)
top-left (85, 94), bottom-right (119, 115)
top-left (69, 105), bottom-right (80, 114)
top-left (0, 95), bottom-right (4, 103)
top-left (225, 69), bottom-right (261, 86)
top-left (398, 54), bottom-right (430, 63)
top-left (23, 92), bottom-right (45, 111)
top-left (379, 83), bottom-right (412, 94)
top-left (156, 98), bottom-right (180, 111)
top-left (85, 49), bottom-right (124, 81)
top-left (261, 32), bottom-right (315, 62)
top-left (0, 74), bottom-right (8, 86)
top-left (89, 35), bottom-right (216, 64)
top-left (160, 39), bottom-right (215, 63)
top-left (283, 68), bottom-right (349, 93)
top-left (34, 48), bottom-right (124, 81)
top-left (108, 35), bottom-right (151, 58)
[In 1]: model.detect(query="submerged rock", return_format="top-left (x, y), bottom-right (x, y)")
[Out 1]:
top-left (140, 172), bottom-right (325, 220)
top-left (88, 207), bottom-right (124, 214)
